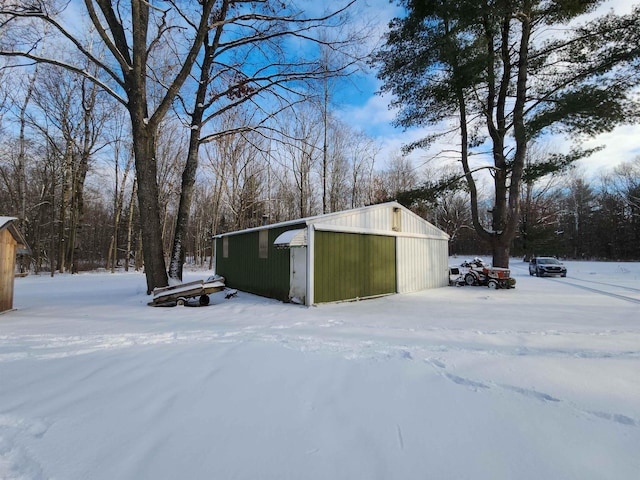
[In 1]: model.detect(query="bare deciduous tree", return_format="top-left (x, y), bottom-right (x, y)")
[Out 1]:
top-left (167, 0), bottom-right (363, 280)
top-left (1, 0), bottom-right (217, 292)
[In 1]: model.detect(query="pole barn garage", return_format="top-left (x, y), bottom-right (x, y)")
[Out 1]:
top-left (214, 202), bottom-right (449, 305)
top-left (0, 217), bottom-right (29, 313)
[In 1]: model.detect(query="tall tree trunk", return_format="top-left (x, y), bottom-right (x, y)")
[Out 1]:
top-left (108, 151), bottom-right (134, 272)
top-left (17, 67), bottom-right (38, 273)
top-left (108, 153), bottom-right (119, 272)
top-left (135, 228), bottom-right (144, 272)
top-left (70, 78), bottom-right (99, 273)
top-left (57, 146), bottom-right (73, 273)
top-left (125, 178), bottom-right (137, 273)
top-left (131, 120), bottom-right (168, 293)
top-left (50, 186), bottom-right (56, 277)
top-left (208, 158), bottom-right (225, 270)
top-left (322, 77), bottom-right (328, 214)
top-left (18, 68), bottom-right (38, 220)
top-left (68, 195), bottom-right (79, 273)
top-left (486, 3), bottom-right (532, 268)
top-left (69, 145), bottom-right (90, 273)
top-left (169, 131), bottom-right (200, 281)
top-left (169, 3), bottom-right (230, 281)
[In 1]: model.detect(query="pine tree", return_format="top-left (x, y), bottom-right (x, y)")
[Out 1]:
top-left (373, 0), bottom-right (640, 267)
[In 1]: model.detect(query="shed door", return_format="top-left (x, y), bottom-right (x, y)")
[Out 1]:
top-left (314, 231), bottom-right (396, 303)
top-left (1, 229), bottom-right (17, 312)
top-left (289, 246), bottom-right (307, 303)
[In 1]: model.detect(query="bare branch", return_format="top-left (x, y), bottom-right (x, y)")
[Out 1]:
top-left (0, 50), bottom-right (126, 106)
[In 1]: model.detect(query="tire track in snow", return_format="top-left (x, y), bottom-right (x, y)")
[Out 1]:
top-left (396, 425), bottom-right (405, 451)
top-left (2, 328), bottom-right (639, 363)
top-left (424, 358), bottom-right (639, 428)
top-left (499, 384), bottom-right (560, 402)
top-left (511, 261), bottom-right (640, 304)
top-left (548, 277), bottom-right (640, 305)
top-left (0, 331), bottom-right (238, 362)
top-left (565, 277), bottom-right (640, 294)
top-left (589, 411), bottom-right (638, 426)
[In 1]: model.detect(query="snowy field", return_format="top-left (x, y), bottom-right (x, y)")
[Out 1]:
top-left (1, 258), bottom-right (639, 479)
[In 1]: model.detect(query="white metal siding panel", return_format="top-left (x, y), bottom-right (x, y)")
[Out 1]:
top-left (430, 240), bottom-right (450, 288)
top-left (306, 225), bottom-right (315, 306)
top-left (400, 209), bottom-right (449, 239)
top-left (304, 203), bottom-right (448, 240)
top-left (397, 237), bottom-right (449, 293)
top-left (318, 207), bottom-right (392, 231)
top-left (217, 202), bottom-right (448, 242)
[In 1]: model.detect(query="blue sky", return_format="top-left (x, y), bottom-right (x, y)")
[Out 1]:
top-left (336, 0), bottom-right (640, 179)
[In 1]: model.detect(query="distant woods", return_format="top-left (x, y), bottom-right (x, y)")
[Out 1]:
top-left (0, 73), bottom-right (383, 273)
top-left (1, 82), bottom-right (638, 272)
top-left (404, 156), bottom-right (640, 261)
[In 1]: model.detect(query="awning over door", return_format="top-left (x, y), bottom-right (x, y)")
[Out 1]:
top-left (273, 228), bottom-right (307, 248)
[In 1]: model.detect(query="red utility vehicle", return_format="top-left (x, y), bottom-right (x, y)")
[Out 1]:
top-left (459, 258), bottom-right (515, 289)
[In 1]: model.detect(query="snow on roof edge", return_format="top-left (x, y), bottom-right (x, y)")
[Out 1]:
top-left (0, 216), bottom-right (30, 250)
top-left (213, 202), bottom-right (448, 239)
top-left (213, 202), bottom-right (400, 238)
top-left (0, 216), bottom-right (17, 230)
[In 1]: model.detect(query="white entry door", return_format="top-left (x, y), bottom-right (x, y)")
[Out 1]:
top-left (289, 246), bottom-right (307, 304)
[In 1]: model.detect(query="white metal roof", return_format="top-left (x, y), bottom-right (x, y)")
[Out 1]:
top-left (214, 202), bottom-right (449, 240)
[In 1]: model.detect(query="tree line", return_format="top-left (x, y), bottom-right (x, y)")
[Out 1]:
top-left (398, 153), bottom-right (640, 261)
top-left (0, 62), bottom-right (392, 275)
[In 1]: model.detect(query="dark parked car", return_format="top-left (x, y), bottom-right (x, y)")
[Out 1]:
top-left (529, 257), bottom-right (567, 277)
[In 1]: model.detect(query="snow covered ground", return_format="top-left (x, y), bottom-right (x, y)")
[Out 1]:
top-left (1, 258), bottom-right (639, 479)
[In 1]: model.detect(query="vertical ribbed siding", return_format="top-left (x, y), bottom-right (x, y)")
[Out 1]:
top-left (0, 229), bottom-right (17, 312)
top-left (399, 209), bottom-right (449, 239)
top-left (429, 240), bottom-right (450, 288)
top-left (215, 224), bottom-right (305, 302)
top-left (396, 237), bottom-right (450, 292)
top-left (316, 207), bottom-right (392, 231)
top-left (314, 231), bottom-right (396, 303)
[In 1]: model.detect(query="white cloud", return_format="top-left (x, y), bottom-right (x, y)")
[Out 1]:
top-left (338, 91), bottom-right (397, 132)
top-left (597, 0), bottom-right (636, 15)
top-left (342, 90), bottom-right (640, 181)
top-left (578, 125), bottom-right (640, 177)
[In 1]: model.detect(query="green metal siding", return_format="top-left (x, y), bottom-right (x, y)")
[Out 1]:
top-left (215, 224), bottom-right (304, 302)
top-left (314, 231), bottom-right (396, 303)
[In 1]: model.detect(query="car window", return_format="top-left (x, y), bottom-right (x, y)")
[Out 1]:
top-left (538, 258), bottom-right (560, 264)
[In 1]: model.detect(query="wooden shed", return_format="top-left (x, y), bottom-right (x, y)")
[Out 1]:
top-left (214, 202), bottom-right (450, 305)
top-left (1, 216), bottom-right (29, 313)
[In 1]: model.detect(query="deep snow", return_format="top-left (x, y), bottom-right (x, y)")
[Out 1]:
top-left (1, 258), bottom-right (639, 479)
